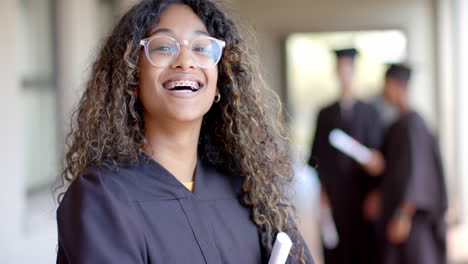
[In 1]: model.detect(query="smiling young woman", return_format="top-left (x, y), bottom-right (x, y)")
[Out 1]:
top-left (56, 1), bottom-right (314, 263)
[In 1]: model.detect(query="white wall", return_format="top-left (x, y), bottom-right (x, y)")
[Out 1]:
top-left (57, 0), bottom-right (100, 138)
top-left (456, 0), bottom-right (468, 226)
top-left (437, 0), bottom-right (458, 221)
top-left (0, 0), bottom-right (26, 260)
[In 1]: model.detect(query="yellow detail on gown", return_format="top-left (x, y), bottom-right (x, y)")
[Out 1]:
top-left (182, 181), bottom-right (194, 192)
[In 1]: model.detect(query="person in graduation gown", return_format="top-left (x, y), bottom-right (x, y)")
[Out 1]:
top-left (380, 64), bottom-right (448, 264)
top-left (308, 48), bottom-right (385, 264)
top-left (55, 0), bottom-right (315, 263)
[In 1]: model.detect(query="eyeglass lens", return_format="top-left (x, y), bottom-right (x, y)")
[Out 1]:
top-left (147, 37), bottom-right (222, 68)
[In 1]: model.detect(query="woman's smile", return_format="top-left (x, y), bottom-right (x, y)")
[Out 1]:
top-left (161, 75), bottom-right (205, 98)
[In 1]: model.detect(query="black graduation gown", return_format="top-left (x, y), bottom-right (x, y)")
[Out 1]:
top-left (381, 111), bottom-right (447, 264)
top-left (308, 100), bottom-right (383, 264)
top-left (56, 154), bottom-right (314, 264)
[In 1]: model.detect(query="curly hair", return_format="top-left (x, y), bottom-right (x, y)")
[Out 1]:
top-left (59, 0), bottom-right (307, 262)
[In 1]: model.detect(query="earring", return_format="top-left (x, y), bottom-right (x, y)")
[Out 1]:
top-left (214, 93), bottom-right (221, 103)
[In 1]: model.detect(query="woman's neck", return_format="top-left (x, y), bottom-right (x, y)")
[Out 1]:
top-left (143, 116), bottom-right (201, 183)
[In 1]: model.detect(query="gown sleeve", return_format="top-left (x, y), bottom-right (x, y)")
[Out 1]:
top-left (56, 169), bottom-right (147, 264)
top-left (404, 115), bottom-right (446, 219)
top-left (309, 110), bottom-right (326, 176)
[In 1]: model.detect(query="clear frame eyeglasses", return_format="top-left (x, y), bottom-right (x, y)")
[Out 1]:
top-left (139, 36), bottom-right (226, 69)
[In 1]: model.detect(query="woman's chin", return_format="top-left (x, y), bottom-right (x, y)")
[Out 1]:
top-left (166, 109), bottom-right (208, 124)
top-left (145, 103), bottom-right (213, 126)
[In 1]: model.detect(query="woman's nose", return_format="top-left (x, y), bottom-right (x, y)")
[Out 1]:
top-left (170, 45), bottom-right (197, 70)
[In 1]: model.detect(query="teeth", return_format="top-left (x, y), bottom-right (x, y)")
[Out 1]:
top-left (165, 80), bottom-right (200, 90)
top-left (171, 89), bottom-right (196, 93)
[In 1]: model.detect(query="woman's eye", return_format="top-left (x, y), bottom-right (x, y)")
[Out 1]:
top-left (151, 46), bottom-right (174, 53)
top-left (193, 47), bottom-right (211, 55)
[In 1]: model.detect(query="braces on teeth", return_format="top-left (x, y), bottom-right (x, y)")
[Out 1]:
top-left (166, 80), bottom-right (200, 90)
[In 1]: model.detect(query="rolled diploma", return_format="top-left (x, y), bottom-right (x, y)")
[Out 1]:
top-left (268, 232), bottom-right (293, 264)
top-left (329, 128), bottom-right (372, 164)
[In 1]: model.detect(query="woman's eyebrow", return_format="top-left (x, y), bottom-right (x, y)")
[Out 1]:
top-left (193, 30), bottom-right (210, 36)
top-left (149, 28), bottom-right (172, 36)
top-left (148, 28), bottom-right (210, 37)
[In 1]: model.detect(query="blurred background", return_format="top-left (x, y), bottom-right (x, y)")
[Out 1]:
top-left (1, 0), bottom-right (467, 263)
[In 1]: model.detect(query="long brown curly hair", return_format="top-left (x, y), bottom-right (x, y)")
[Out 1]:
top-left (59, 0), bottom-right (307, 262)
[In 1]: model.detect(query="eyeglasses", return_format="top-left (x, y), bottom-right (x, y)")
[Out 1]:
top-left (139, 36), bottom-right (226, 69)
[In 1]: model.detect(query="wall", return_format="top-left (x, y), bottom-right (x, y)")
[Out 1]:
top-left (456, 0), bottom-right (468, 226)
top-left (0, 0), bottom-right (26, 260)
top-left (57, 0), bottom-right (100, 138)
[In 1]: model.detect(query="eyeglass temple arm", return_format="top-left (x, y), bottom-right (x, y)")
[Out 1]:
top-left (218, 39), bottom-right (226, 48)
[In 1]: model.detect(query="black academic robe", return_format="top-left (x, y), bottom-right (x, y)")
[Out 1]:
top-left (56, 154), bottom-right (314, 264)
top-left (381, 111), bottom-right (447, 264)
top-left (308, 100), bottom-right (383, 264)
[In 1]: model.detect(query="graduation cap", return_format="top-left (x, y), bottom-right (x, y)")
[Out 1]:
top-left (385, 64), bottom-right (412, 83)
top-left (334, 48), bottom-right (358, 59)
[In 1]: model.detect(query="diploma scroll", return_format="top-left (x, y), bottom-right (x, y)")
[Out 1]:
top-left (328, 128), bottom-right (372, 164)
top-left (268, 232), bottom-right (293, 264)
